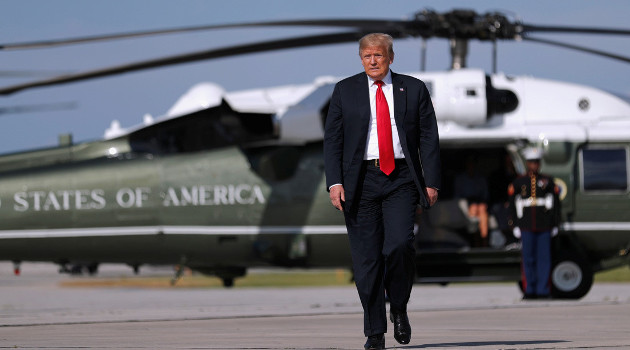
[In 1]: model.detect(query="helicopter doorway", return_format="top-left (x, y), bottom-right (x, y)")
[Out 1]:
top-left (415, 144), bottom-right (522, 251)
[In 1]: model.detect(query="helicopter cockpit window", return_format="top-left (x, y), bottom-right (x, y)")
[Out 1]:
top-left (581, 147), bottom-right (629, 192)
top-left (128, 106), bottom-right (274, 155)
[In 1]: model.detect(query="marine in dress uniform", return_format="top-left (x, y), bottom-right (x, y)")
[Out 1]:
top-left (507, 148), bottom-right (561, 299)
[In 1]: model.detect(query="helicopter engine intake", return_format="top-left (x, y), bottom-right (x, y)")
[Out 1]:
top-left (414, 69), bottom-right (488, 127)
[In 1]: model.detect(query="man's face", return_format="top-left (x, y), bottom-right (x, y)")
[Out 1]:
top-left (526, 160), bottom-right (541, 174)
top-left (360, 45), bottom-right (393, 81)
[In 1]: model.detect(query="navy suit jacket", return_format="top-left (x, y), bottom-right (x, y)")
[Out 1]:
top-left (324, 71), bottom-right (441, 210)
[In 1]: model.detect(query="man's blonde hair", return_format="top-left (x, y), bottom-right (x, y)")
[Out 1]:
top-left (359, 33), bottom-right (394, 57)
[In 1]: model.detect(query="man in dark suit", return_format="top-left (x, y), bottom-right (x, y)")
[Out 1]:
top-left (324, 33), bottom-right (440, 350)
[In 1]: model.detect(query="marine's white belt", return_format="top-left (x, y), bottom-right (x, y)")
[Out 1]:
top-left (515, 194), bottom-right (554, 218)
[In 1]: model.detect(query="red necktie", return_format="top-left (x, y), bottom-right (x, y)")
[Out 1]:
top-left (375, 80), bottom-right (395, 175)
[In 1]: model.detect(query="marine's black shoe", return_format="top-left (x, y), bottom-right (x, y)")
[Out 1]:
top-left (390, 311), bottom-right (411, 344)
top-left (522, 293), bottom-right (537, 300)
top-left (364, 333), bottom-right (385, 350)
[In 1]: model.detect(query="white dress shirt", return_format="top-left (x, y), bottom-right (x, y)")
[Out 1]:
top-left (365, 70), bottom-right (404, 160)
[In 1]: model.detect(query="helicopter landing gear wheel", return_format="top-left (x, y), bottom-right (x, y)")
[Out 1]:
top-left (87, 263), bottom-right (99, 275)
top-left (551, 252), bottom-right (593, 299)
top-left (222, 277), bottom-right (235, 288)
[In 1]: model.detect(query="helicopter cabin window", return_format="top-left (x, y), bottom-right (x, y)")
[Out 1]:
top-left (580, 147), bottom-right (629, 192)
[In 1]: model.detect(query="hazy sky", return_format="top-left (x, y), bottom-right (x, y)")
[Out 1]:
top-left (2, 0), bottom-right (630, 154)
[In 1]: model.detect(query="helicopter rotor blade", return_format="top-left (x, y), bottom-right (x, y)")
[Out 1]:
top-left (0, 102), bottom-right (77, 115)
top-left (523, 36), bottom-right (630, 64)
top-left (0, 19), bottom-right (408, 51)
top-left (2, 9), bottom-right (630, 96)
top-left (521, 24), bottom-right (630, 36)
top-left (4, 11), bottom-right (630, 52)
top-left (0, 31), bottom-right (380, 95)
top-left (0, 70), bottom-right (74, 78)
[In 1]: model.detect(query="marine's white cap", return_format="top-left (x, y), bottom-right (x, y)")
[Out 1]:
top-left (523, 147), bottom-right (542, 161)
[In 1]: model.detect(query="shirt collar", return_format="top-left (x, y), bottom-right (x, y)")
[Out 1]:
top-left (367, 70), bottom-right (392, 87)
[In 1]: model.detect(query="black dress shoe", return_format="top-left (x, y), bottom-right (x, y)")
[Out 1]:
top-left (522, 293), bottom-right (537, 300)
top-left (390, 311), bottom-right (411, 344)
top-left (364, 333), bottom-right (385, 350)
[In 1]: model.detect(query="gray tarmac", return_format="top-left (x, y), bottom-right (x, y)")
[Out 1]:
top-left (1, 262), bottom-right (630, 349)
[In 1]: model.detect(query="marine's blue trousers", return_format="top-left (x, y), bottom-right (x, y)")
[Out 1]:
top-left (521, 230), bottom-right (551, 296)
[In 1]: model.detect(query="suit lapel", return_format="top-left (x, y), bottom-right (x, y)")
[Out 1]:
top-left (392, 72), bottom-right (409, 156)
top-left (392, 72), bottom-right (407, 129)
top-left (356, 73), bottom-right (371, 136)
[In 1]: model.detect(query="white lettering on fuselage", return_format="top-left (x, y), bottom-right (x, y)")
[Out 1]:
top-left (13, 189), bottom-right (107, 212)
top-left (6, 184), bottom-right (265, 213)
top-left (162, 185), bottom-right (265, 207)
top-left (116, 187), bottom-right (150, 208)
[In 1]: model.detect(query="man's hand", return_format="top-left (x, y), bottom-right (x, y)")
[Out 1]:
top-left (329, 184), bottom-right (345, 211)
top-left (425, 187), bottom-right (438, 207)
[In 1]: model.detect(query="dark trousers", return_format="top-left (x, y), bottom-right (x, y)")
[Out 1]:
top-left (521, 230), bottom-right (551, 296)
top-left (344, 160), bottom-right (418, 336)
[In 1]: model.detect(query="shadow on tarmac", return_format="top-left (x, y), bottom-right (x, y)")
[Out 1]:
top-left (401, 340), bottom-right (569, 348)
